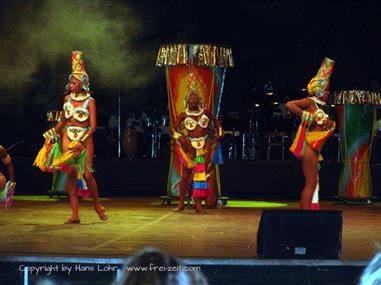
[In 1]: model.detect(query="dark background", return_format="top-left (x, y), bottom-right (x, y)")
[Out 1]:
top-left (0, 0), bottom-right (380, 156)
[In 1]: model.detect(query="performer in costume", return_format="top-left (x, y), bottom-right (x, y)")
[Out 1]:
top-left (0, 145), bottom-right (16, 209)
top-left (286, 57), bottom-right (335, 210)
top-left (172, 76), bottom-right (223, 213)
top-left (34, 51), bottom-right (107, 223)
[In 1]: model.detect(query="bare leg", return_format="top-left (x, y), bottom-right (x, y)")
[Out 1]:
top-left (83, 171), bottom-right (106, 220)
top-left (65, 165), bottom-right (80, 223)
top-left (61, 135), bottom-right (80, 223)
top-left (84, 141), bottom-right (107, 220)
top-left (174, 168), bottom-right (192, 212)
top-left (194, 198), bottom-right (205, 213)
top-left (300, 145), bottom-right (319, 210)
top-left (174, 145), bottom-right (195, 212)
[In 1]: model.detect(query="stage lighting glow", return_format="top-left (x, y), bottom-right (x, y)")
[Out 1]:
top-left (226, 200), bottom-right (288, 208)
top-left (14, 196), bottom-right (110, 202)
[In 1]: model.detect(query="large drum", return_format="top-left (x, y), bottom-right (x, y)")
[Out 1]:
top-left (156, 44), bottom-right (233, 201)
top-left (335, 90), bottom-right (381, 199)
top-left (122, 128), bottom-right (137, 159)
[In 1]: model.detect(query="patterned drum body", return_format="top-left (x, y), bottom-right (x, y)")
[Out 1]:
top-left (337, 104), bottom-right (375, 199)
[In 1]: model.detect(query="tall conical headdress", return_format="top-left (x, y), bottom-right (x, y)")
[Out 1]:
top-left (307, 57), bottom-right (334, 100)
top-left (69, 51), bottom-right (90, 92)
top-left (184, 73), bottom-right (203, 108)
top-left (186, 73), bottom-right (200, 96)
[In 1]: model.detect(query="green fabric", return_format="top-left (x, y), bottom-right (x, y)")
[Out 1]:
top-left (46, 141), bottom-right (61, 168)
top-left (66, 149), bottom-right (87, 177)
top-left (194, 156), bottom-right (205, 164)
top-left (0, 181), bottom-right (9, 201)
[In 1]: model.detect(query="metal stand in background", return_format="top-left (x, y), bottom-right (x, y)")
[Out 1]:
top-left (117, 94), bottom-right (122, 158)
top-left (243, 109), bottom-right (259, 160)
top-left (5, 141), bottom-right (24, 152)
top-left (149, 119), bottom-right (161, 159)
top-left (332, 133), bottom-right (341, 162)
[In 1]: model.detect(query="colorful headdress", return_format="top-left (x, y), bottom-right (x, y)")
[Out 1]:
top-left (185, 73), bottom-right (202, 101)
top-left (307, 57), bottom-right (334, 100)
top-left (68, 51), bottom-right (90, 92)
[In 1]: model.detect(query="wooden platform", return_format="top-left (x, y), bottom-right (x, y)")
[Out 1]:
top-left (0, 196), bottom-right (380, 261)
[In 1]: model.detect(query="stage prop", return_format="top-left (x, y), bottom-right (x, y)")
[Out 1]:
top-left (156, 44), bottom-right (233, 206)
top-left (334, 90), bottom-right (381, 202)
top-left (257, 210), bottom-right (342, 259)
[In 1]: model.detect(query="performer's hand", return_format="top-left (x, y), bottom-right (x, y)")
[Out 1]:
top-left (321, 119), bottom-right (334, 130)
top-left (178, 136), bottom-right (187, 145)
top-left (43, 128), bottom-right (58, 141)
top-left (301, 111), bottom-right (314, 127)
top-left (9, 181), bottom-right (16, 192)
top-left (216, 134), bottom-right (223, 142)
top-left (74, 141), bottom-right (84, 154)
top-left (69, 141), bottom-right (84, 157)
top-left (178, 136), bottom-right (192, 150)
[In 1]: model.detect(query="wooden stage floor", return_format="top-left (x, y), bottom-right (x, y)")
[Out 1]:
top-left (0, 196), bottom-right (380, 261)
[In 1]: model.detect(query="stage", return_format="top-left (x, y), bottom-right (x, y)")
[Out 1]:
top-left (0, 196), bottom-right (380, 284)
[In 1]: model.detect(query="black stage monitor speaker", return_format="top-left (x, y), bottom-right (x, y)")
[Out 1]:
top-left (257, 210), bottom-right (342, 259)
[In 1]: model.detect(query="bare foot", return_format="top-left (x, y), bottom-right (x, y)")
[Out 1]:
top-left (195, 208), bottom-right (206, 214)
top-left (64, 217), bottom-right (80, 224)
top-left (173, 206), bottom-right (184, 212)
top-left (95, 206), bottom-right (108, 221)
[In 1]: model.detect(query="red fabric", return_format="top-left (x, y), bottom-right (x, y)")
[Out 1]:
top-left (193, 189), bottom-right (208, 198)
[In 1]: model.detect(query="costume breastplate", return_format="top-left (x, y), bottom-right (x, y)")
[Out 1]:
top-left (311, 97), bottom-right (329, 126)
top-left (67, 126), bottom-right (89, 141)
top-left (184, 114), bottom-right (209, 131)
top-left (63, 97), bottom-right (91, 122)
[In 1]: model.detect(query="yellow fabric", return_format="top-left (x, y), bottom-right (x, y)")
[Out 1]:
top-left (196, 148), bottom-right (206, 156)
top-left (51, 141), bottom-right (81, 168)
top-left (289, 123), bottom-right (304, 155)
top-left (194, 172), bottom-right (207, 181)
top-left (51, 150), bottom-right (76, 168)
top-left (68, 140), bottom-right (79, 149)
top-left (305, 124), bottom-right (335, 150)
top-left (33, 144), bottom-right (48, 172)
top-left (177, 144), bottom-right (196, 169)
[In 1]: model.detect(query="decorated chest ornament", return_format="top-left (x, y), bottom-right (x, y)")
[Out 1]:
top-left (307, 57), bottom-right (334, 101)
top-left (63, 97), bottom-right (90, 122)
top-left (184, 114), bottom-right (209, 131)
top-left (314, 109), bottom-right (329, 125)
